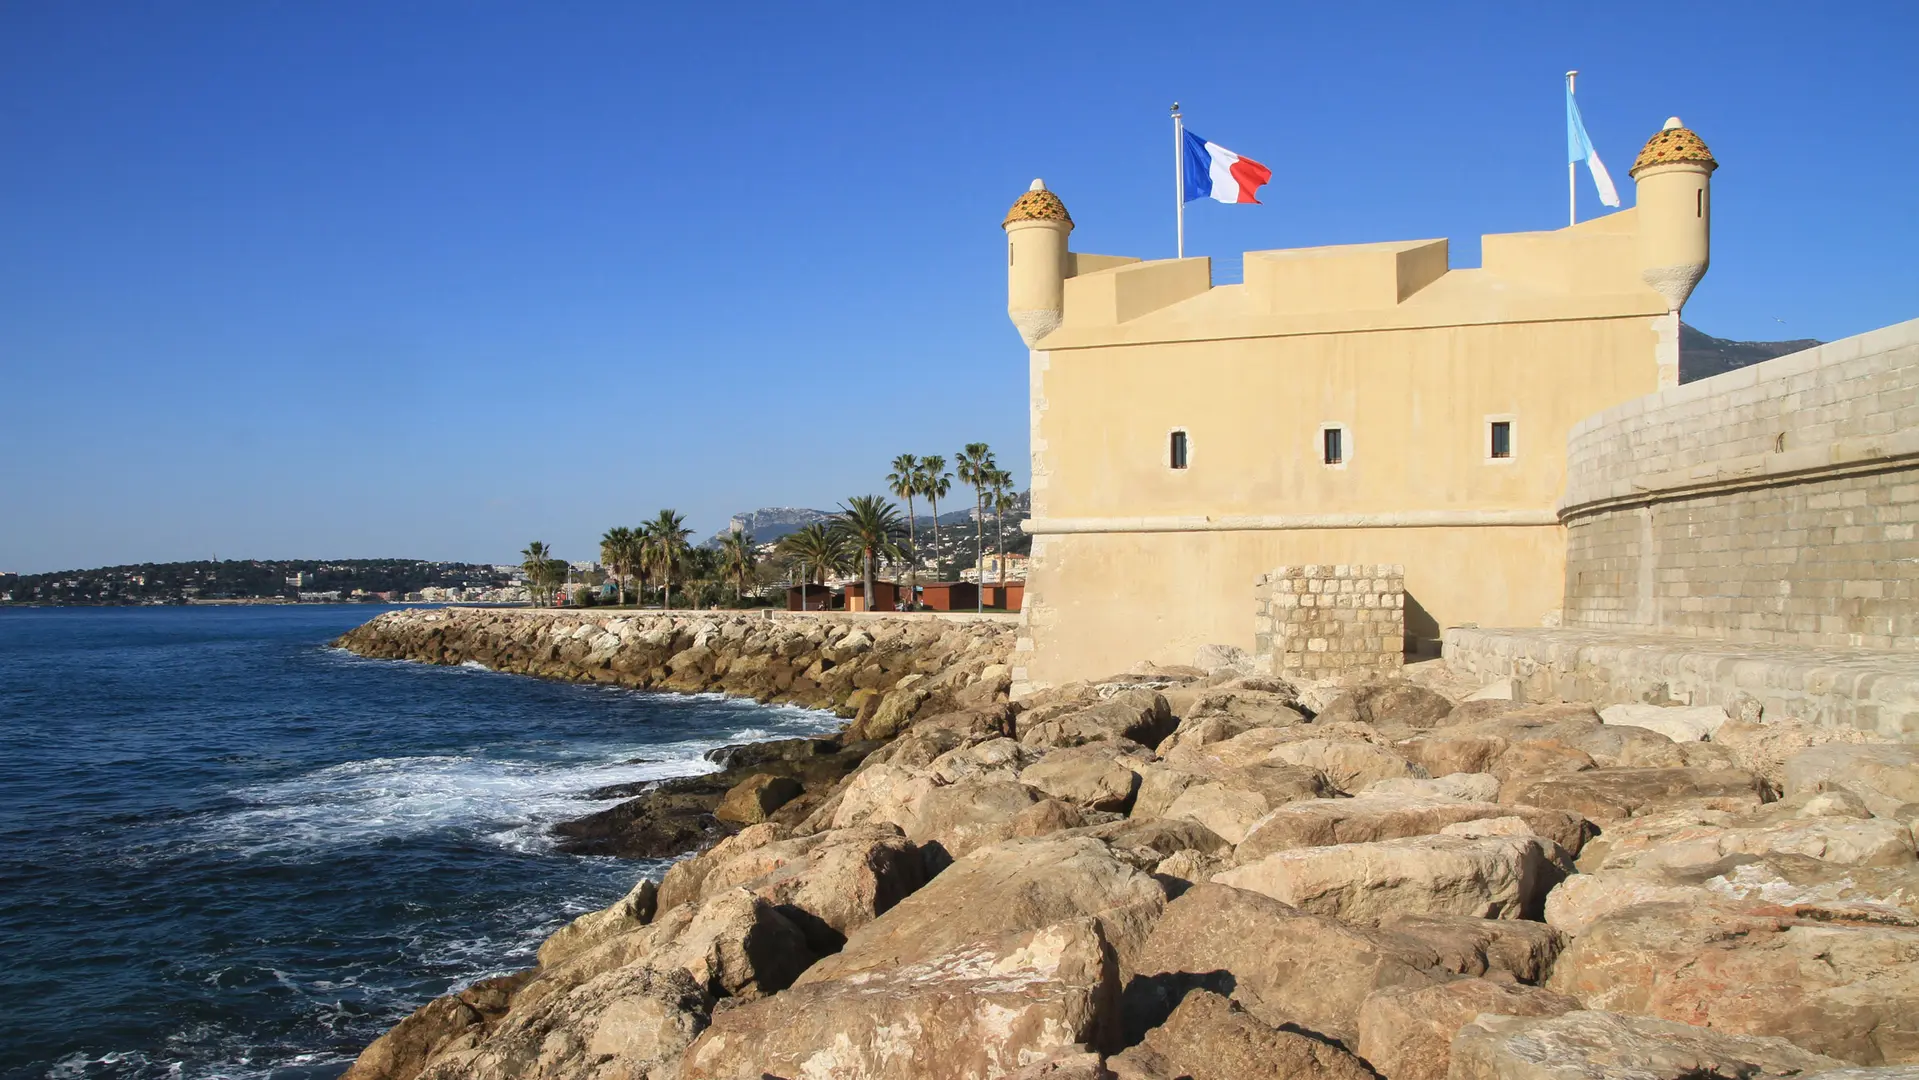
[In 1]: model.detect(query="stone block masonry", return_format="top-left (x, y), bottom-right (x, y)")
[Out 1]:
top-left (1256, 564), bottom-right (1404, 677)
top-left (1559, 318), bottom-right (1919, 649)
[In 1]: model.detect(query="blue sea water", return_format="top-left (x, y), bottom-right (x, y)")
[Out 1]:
top-left (0, 606), bottom-right (839, 1080)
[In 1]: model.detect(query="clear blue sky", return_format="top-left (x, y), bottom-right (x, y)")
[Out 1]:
top-left (4, 1), bottom-right (1914, 574)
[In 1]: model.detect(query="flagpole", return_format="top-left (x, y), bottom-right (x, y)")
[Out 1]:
top-left (1171, 102), bottom-right (1185, 258)
top-left (1565, 71), bottom-right (1578, 227)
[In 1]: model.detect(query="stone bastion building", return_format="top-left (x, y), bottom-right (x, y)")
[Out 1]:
top-left (1004, 119), bottom-right (1918, 735)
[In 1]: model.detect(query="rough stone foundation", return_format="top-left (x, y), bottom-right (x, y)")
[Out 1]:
top-left (1256, 564), bottom-right (1404, 677)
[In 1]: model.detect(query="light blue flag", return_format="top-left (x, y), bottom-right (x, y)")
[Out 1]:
top-left (1566, 86), bottom-right (1621, 207)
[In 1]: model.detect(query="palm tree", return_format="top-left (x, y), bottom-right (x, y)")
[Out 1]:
top-left (832, 495), bottom-right (908, 612)
top-left (719, 530), bottom-right (757, 602)
top-left (641, 509), bottom-right (692, 610)
top-left (519, 541), bottom-right (553, 605)
top-left (600, 526), bottom-right (636, 605)
top-left (988, 467), bottom-right (1016, 586)
top-left (956, 443), bottom-right (996, 605)
top-left (777, 523), bottom-right (848, 610)
top-left (917, 455), bottom-right (952, 580)
top-left (887, 454), bottom-right (922, 608)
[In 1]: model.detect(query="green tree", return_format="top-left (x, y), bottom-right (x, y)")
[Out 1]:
top-left (833, 495), bottom-right (908, 613)
top-left (520, 541), bottom-right (558, 605)
top-left (956, 443), bottom-right (997, 605)
top-left (600, 526), bottom-right (637, 605)
top-left (642, 510), bottom-right (692, 610)
top-left (988, 467), bottom-right (1016, 587)
top-left (719, 530), bottom-right (757, 602)
top-left (887, 454), bottom-right (922, 607)
top-left (776, 523), bottom-right (847, 609)
top-left (916, 455), bottom-right (953, 580)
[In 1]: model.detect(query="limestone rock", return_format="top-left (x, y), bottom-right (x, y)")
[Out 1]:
top-left (1548, 901), bottom-right (1919, 1063)
top-left (1125, 882), bottom-right (1443, 1048)
top-left (928, 736), bottom-right (1037, 785)
top-left (1785, 744), bottom-right (1919, 811)
top-left (1215, 833), bottom-right (1572, 925)
top-left (1356, 977), bottom-right (1579, 1080)
top-left (1380, 912), bottom-right (1566, 982)
top-left (1130, 763), bottom-right (1209, 821)
top-left (681, 919), bottom-right (1119, 1080)
top-left (537, 879), bottom-right (658, 970)
top-left (1107, 989), bottom-right (1372, 1080)
top-left (1316, 681), bottom-right (1455, 728)
top-left (1599, 703), bottom-right (1730, 743)
top-left (1713, 718), bottom-right (1874, 787)
top-left (1163, 764), bottom-right (1335, 844)
top-left (1448, 1009), bottom-right (1845, 1080)
top-left (712, 773), bottom-right (802, 825)
top-left (1065, 817), bottom-right (1232, 862)
top-left (1193, 643), bottom-right (1256, 675)
top-left (1544, 855), bottom-right (1919, 936)
top-left (1510, 767), bottom-right (1770, 824)
top-left (342, 972), bottom-right (532, 1080)
top-left (416, 965), bottom-right (709, 1080)
top-left (1234, 795), bottom-right (1591, 861)
top-left (1264, 738), bottom-right (1429, 793)
top-left (518, 888), bottom-right (811, 1013)
top-left (1366, 772), bottom-right (1503, 802)
top-left (1020, 741), bottom-right (1147, 812)
top-left (662, 824), bottom-right (926, 952)
top-left (797, 836), bottom-right (1167, 987)
top-left (1020, 690), bottom-right (1176, 751)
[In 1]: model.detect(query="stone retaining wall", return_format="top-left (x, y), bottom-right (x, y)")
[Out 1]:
top-left (1255, 564), bottom-right (1404, 676)
top-left (1444, 625), bottom-right (1919, 739)
top-left (1559, 318), bottom-right (1919, 649)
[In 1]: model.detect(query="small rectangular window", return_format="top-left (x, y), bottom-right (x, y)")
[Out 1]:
top-left (1490, 421), bottom-right (1512, 459)
top-left (1169, 430), bottom-right (1188, 469)
top-left (1323, 427), bottom-right (1343, 466)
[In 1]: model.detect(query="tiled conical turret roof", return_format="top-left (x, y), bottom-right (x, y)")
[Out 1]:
top-left (1631, 120), bottom-right (1717, 177)
top-left (1003, 179), bottom-right (1072, 227)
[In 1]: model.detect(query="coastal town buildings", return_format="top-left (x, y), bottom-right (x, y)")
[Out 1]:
top-left (1005, 120), bottom-right (1720, 689)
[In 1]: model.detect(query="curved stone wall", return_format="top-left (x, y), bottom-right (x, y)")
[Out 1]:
top-left (1559, 318), bottom-right (1919, 649)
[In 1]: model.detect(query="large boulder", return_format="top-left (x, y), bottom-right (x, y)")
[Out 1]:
top-left (1379, 913), bottom-right (1566, 983)
top-left (1124, 882), bottom-right (1442, 1049)
top-left (1107, 989), bottom-right (1372, 1080)
top-left (415, 965), bottom-right (709, 1080)
top-left (1448, 1009), bottom-right (1845, 1080)
top-left (655, 824), bottom-right (926, 952)
top-left (1548, 901), bottom-right (1919, 1064)
top-left (1510, 768), bottom-right (1771, 824)
top-left (1263, 738), bottom-right (1428, 793)
top-left (1020, 742), bottom-right (1147, 812)
top-left (1356, 977), bottom-right (1580, 1080)
top-left (1785, 744), bottom-right (1919, 812)
top-left (681, 919), bottom-right (1119, 1080)
top-left (1366, 772), bottom-right (1502, 802)
top-left (1599, 703), bottom-right (1729, 743)
top-left (1020, 690), bottom-right (1176, 751)
top-left (798, 836), bottom-right (1168, 987)
top-left (342, 972), bottom-right (532, 1080)
top-left (1712, 718), bottom-right (1874, 787)
top-left (1214, 834), bottom-right (1572, 925)
top-left (1545, 854), bottom-right (1919, 936)
top-left (536, 879), bottom-right (659, 970)
top-left (517, 888), bottom-right (811, 1013)
top-left (1316, 681), bottom-right (1455, 728)
top-left (712, 773), bottom-right (802, 824)
top-left (831, 763), bottom-right (1060, 863)
top-left (1161, 764), bottom-right (1335, 843)
top-left (1234, 795), bottom-right (1591, 861)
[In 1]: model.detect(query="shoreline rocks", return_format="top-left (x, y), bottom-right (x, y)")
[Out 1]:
top-left (334, 616), bottom-right (1919, 1080)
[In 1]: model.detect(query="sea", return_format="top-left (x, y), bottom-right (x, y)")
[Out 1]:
top-left (0, 605), bottom-right (841, 1080)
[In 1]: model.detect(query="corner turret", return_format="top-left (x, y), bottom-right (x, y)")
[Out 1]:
top-left (1003, 179), bottom-right (1073, 347)
top-left (1631, 117), bottom-right (1716, 313)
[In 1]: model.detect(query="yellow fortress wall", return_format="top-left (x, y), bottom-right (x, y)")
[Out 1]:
top-left (1006, 123), bottom-right (1718, 690)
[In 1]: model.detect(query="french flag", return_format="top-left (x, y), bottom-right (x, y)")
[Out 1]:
top-left (1182, 129), bottom-right (1272, 204)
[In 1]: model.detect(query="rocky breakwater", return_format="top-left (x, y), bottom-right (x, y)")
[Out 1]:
top-left (341, 638), bottom-right (1919, 1080)
top-left (333, 607), bottom-right (1018, 856)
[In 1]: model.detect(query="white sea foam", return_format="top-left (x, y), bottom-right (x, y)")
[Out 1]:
top-left (193, 703), bottom-right (840, 860)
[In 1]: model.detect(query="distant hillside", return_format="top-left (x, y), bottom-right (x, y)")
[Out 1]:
top-left (705, 507), bottom-right (835, 548)
top-left (1680, 324), bottom-right (1821, 384)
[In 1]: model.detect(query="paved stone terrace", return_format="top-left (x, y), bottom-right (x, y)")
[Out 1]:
top-left (1444, 625), bottom-right (1919, 740)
